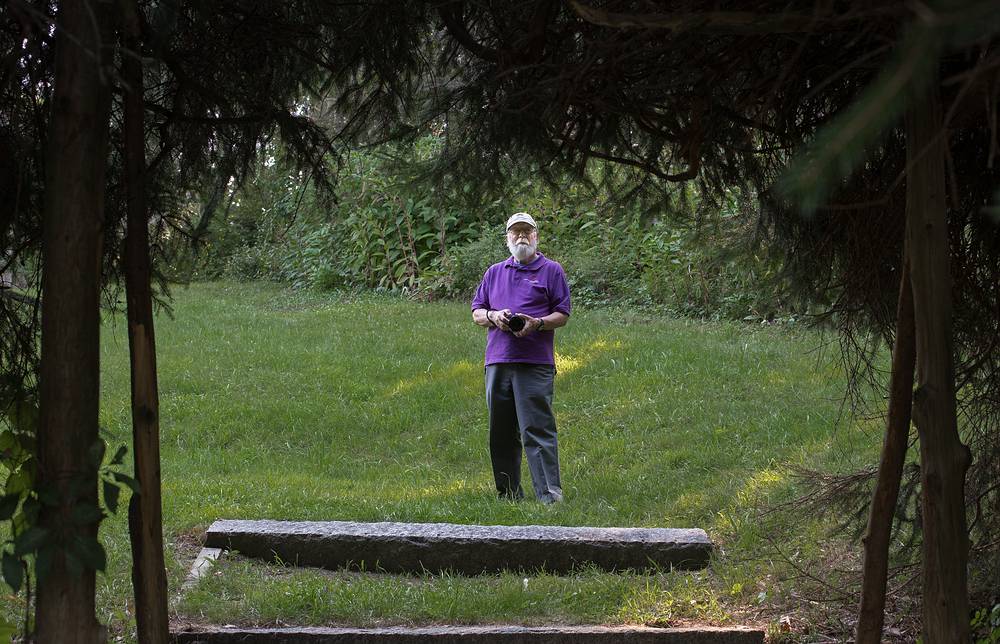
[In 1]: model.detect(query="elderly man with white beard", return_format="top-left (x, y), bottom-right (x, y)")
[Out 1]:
top-left (471, 213), bottom-right (571, 503)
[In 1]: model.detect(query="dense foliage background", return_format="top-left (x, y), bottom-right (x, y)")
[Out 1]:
top-left (165, 136), bottom-right (793, 322)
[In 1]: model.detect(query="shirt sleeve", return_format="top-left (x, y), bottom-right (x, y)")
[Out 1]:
top-left (549, 263), bottom-right (571, 316)
top-left (471, 267), bottom-right (491, 311)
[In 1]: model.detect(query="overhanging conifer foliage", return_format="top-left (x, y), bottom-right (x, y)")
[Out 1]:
top-left (418, 5), bottom-right (998, 637)
top-left (2, 2), bottom-right (435, 642)
top-left (2, 0), bottom-right (999, 641)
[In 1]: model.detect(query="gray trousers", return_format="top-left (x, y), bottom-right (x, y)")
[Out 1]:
top-left (485, 363), bottom-right (562, 503)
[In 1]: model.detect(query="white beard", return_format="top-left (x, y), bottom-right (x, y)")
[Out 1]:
top-left (508, 240), bottom-right (537, 262)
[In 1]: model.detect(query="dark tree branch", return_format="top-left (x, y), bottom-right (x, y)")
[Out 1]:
top-left (568, 1), bottom-right (901, 34)
top-left (582, 148), bottom-right (698, 182)
top-left (438, 2), bottom-right (499, 62)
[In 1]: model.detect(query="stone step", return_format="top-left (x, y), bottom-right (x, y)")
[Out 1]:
top-left (172, 625), bottom-right (764, 643)
top-left (204, 520), bottom-right (712, 574)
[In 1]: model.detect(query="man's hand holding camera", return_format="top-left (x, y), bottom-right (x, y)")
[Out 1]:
top-left (512, 314), bottom-right (544, 338)
top-left (488, 309), bottom-right (543, 337)
top-left (487, 308), bottom-right (512, 332)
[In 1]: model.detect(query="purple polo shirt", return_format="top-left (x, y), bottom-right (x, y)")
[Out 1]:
top-left (471, 253), bottom-right (571, 366)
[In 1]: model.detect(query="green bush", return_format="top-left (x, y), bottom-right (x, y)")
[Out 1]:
top-left (420, 228), bottom-right (508, 301)
top-left (634, 216), bottom-right (788, 320)
top-left (556, 240), bottom-right (648, 307)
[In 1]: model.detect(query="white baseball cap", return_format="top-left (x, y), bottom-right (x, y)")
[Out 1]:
top-left (506, 212), bottom-right (537, 230)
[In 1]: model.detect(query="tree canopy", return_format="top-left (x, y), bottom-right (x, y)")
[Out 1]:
top-left (2, 1), bottom-right (1000, 641)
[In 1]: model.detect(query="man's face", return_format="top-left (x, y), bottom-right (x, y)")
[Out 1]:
top-left (506, 223), bottom-right (538, 261)
top-left (507, 223), bottom-right (536, 245)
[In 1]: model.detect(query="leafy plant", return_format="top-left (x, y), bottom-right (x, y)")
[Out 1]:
top-left (972, 604), bottom-right (1000, 644)
top-left (1, 380), bottom-right (136, 638)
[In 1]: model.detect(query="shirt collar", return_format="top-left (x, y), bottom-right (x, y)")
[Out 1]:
top-left (504, 252), bottom-right (545, 271)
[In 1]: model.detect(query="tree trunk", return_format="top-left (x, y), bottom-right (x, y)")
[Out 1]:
top-left (905, 77), bottom-right (971, 643)
top-left (120, 1), bottom-right (171, 641)
top-left (35, 1), bottom-right (113, 642)
top-left (855, 254), bottom-right (916, 643)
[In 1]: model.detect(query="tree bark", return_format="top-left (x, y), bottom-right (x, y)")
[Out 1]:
top-left (120, 0), bottom-right (171, 641)
top-left (855, 254), bottom-right (916, 644)
top-left (905, 78), bottom-right (972, 643)
top-left (35, 1), bottom-right (113, 642)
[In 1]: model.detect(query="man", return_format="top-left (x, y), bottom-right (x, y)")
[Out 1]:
top-left (471, 212), bottom-right (571, 504)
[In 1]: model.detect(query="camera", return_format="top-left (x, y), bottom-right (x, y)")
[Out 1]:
top-left (507, 315), bottom-right (526, 332)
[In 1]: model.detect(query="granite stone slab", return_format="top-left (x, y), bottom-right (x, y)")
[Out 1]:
top-left (204, 520), bottom-right (712, 574)
top-left (172, 625), bottom-right (763, 644)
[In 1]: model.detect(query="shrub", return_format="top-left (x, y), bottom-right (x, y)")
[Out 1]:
top-left (185, 141), bottom-right (798, 321)
top-left (420, 228), bottom-right (508, 301)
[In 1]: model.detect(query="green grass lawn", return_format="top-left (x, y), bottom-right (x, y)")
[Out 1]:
top-left (4, 281), bottom-right (886, 638)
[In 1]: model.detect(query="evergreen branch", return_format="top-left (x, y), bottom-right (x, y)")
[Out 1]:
top-left (568, 2), bottom-right (902, 34)
top-left (779, 22), bottom-right (941, 213)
